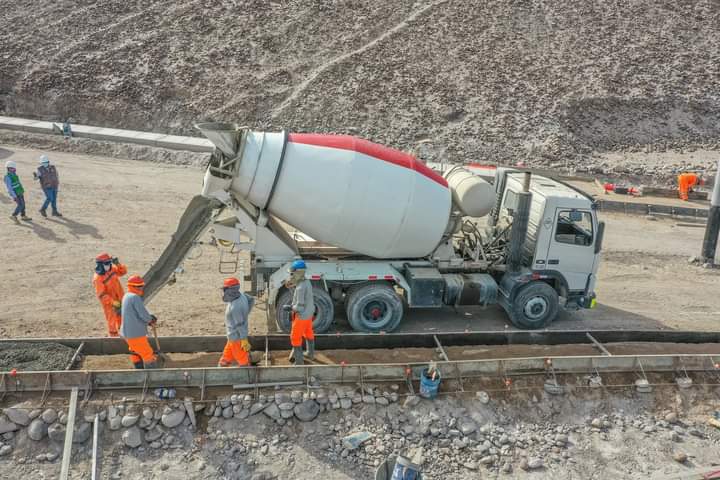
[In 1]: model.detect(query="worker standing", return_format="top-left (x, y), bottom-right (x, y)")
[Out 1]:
top-left (284, 259), bottom-right (315, 365)
top-left (218, 277), bottom-right (255, 367)
top-left (34, 155), bottom-right (62, 217)
top-left (92, 252), bottom-right (127, 337)
top-left (120, 275), bottom-right (159, 369)
top-left (678, 172), bottom-right (704, 201)
top-left (4, 160), bottom-right (31, 222)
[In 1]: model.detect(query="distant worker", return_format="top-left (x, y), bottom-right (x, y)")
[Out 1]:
top-left (4, 160), bottom-right (31, 222)
top-left (34, 155), bottom-right (62, 217)
top-left (218, 277), bottom-right (255, 367)
top-left (62, 119), bottom-right (72, 141)
top-left (678, 172), bottom-right (704, 201)
top-left (120, 275), bottom-right (159, 369)
top-left (92, 252), bottom-right (127, 337)
top-left (284, 259), bottom-right (315, 365)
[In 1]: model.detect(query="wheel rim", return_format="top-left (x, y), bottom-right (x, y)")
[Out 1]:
top-left (362, 300), bottom-right (389, 325)
top-left (524, 295), bottom-right (548, 320)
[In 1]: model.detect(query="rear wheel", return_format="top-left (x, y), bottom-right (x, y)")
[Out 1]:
top-left (345, 283), bottom-right (404, 333)
top-left (275, 286), bottom-right (335, 333)
top-left (508, 281), bottom-right (559, 329)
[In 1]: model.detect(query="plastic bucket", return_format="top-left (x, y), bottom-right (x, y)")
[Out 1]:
top-left (419, 368), bottom-right (441, 399)
top-left (391, 455), bottom-right (422, 480)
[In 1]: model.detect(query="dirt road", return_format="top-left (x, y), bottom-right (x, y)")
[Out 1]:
top-left (0, 145), bottom-right (718, 339)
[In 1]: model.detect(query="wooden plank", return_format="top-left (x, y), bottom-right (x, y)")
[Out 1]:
top-left (59, 387), bottom-right (79, 480)
top-left (91, 414), bottom-right (100, 480)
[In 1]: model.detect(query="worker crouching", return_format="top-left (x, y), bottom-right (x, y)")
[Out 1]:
top-left (678, 172), bottom-right (704, 201)
top-left (92, 252), bottom-right (127, 337)
top-left (285, 259), bottom-right (315, 366)
top-left (120, 275), bottom-right (159, 369)
top-left (218, 277), bottom-right (255, 367)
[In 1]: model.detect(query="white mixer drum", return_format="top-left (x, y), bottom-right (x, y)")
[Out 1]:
top-left (221, 130), bottom-right (453, 259)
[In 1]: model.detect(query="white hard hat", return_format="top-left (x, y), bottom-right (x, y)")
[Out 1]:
top-left (39, 155), bottom-right (49, 165)
top-left (5, 160), bottom-right (16, 170)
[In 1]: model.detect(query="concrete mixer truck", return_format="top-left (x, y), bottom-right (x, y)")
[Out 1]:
top-left (143, 123), bottom-right (603, 333)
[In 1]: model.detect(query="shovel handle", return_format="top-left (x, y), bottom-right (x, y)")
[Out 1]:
top-left (152, 324), bottom-right (162, 352)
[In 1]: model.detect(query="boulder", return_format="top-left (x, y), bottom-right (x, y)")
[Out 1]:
top-left (121, 415), bottom-right (139, 428)
top-left (161, 409), bottom-right (185, 428)
top-left (4, 408), bottom-right (29, 426)
top-left (340, 398), bottom-right (352, 410)
top-left (28, 409), bottom-right (42, 420)
top-left (109, 416), bottom-right (122, 431)
top-left (294, 400), bottom-right (320, 422)
top-left (28, 419), bottom-right (48, 441)
top-left (250, 403), bottom-right (265, 416)
top-left (0, 445), bottom-right (12, 456)
top-left (122, 427), bottom-right (143, 448)
top-left (222, 407), bottom-right (234, 419)
top-left (41, 409), bottom-right (58, 424)
top-left (48, 423), bottom-right (66, 443)
top-left (145, 425), bottom-right (165, 442)
top-left (263, 403), bottom-right (281, 421)
top-left (73, 422), bottom-right (92, 444)
top-left (0, 416), bottom-right (19, 434)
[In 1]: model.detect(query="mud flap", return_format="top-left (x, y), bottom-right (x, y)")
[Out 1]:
top-left (143, 195), bottom-right (223, 302)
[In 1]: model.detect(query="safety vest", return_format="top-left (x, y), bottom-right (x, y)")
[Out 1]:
top-left (38, 165), bottom-right (59, 188)
top-left (6, 172), bottom-right (23, 196)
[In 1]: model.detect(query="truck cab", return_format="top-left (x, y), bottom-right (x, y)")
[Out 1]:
top-left (495, 172), bottom-right (603, 328)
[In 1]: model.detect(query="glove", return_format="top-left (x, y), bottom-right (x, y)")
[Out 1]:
top-left (240, 339), bottom-right (251, 352)
top-left (282, 305), bottom-right (292, 313)
top-left (111, 257), bottom-right (120, 265)
top-left (111, 300), bottom-right (122, 315)
top-left (149, 314), bottom-right (157, 326)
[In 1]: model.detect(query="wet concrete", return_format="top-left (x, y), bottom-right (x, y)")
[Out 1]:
top-left (0, 342), bottom-right (75, 371)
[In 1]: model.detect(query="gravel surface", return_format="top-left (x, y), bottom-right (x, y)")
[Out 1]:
top-left (0, 342), bottom-right (75, 371)
top-left (1, 1), bottom-right (720, 183)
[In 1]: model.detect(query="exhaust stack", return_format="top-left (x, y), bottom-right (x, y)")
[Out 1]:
top-left (507, 172), bottom-right (533, 273)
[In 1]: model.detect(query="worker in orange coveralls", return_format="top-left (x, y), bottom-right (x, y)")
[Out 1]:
top-left (92, 252), bottom-right (127, 336)
top-left (120, 275), bottom-right (159, 369)
top-left (678, 172), bottom-right (704, 201)
top-left (218, 277), bottom-right (255, 367)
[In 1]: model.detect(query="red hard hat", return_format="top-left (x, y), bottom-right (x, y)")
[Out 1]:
top-left (127, 275), bottom-right (145, 288)
top-left (96, 252), bottom-right (112, 262)
top-left (223, 277), bottom-right (240, 288)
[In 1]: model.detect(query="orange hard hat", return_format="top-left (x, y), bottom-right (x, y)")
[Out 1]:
top-left (96, 252), bottom-right (112, 262)
top-left (127, 275), bottom-right (145, 288)
top-left (223, 277), bottom-right (240, 288)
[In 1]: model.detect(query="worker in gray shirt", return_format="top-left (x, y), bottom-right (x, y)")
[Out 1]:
top-left (120, 275), bottom-right (159, 369)
top-left (284, 259), bottom-right (315, 365)
top-left (218, 277), bottom-right (255, 367)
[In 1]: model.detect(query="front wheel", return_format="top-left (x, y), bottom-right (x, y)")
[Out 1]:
top-left (345, 283), bottom-right (404, 333)
top-left (275, 287), bottom-right (335, 333)
top-left (508, 281), bottom-right (559, 329)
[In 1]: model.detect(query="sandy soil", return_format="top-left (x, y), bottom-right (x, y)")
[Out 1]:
top-left (0, 145), bottom-right (719, 340)
top-left (2, 1), bottom-right (720, 182)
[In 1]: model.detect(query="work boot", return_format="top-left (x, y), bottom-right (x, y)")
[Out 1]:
top-left (10, 215), bottom-right (18, 222)
top-left (52, 211), bottom-right (62, 217)
top-left (132, 361), bottom-right (144, 370)
top-left (39, 209), bottom-right (47, 217)
top-left (144, 361), bottom-right (159, 369)
top-left (304, 340), bottom-right (315, 360)
top-left (20, 215), bottom-right (32, 221)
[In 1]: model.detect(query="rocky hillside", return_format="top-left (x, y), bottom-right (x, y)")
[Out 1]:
top-left (2, 0), bottom-right (720, 176)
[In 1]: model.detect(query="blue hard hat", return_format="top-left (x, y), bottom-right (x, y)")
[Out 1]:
top-left (290, 259), bottom-right (307, 271)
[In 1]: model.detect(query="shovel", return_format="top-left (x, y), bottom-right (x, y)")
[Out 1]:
top-left (151, 324), bottom-right (169, 364)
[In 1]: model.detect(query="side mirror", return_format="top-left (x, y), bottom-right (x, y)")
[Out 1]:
top-left (594, 221), bottom-right (605, 254)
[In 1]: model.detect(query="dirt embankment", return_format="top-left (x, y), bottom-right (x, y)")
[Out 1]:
top-left (2, 1), bottom-right (720, 183)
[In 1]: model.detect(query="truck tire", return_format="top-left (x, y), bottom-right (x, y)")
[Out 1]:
top-left (275, 287), bottom-right (335, 334)
top-left (508, 281), bottom-right (559, 330)
top-left (345, 283), bottom-right (404, 333)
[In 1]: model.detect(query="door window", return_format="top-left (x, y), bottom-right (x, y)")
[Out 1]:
top-left (554, 210), bottom-right (593, 246)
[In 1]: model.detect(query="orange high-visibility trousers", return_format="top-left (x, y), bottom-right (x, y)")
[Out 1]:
top-left (678, 173), bottom-right (699, 201)
top-left (290, 313), bottom-right (315, 348)
top-left (101, 304), bottom-right (122, 337)
top-left (219, 339), bottom-right (250, 367)
top-left (126, 336), bottom-right (157, 368)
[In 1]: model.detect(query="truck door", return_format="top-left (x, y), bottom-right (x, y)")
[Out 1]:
top-left (545, 209), bottom-right (595, 292)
